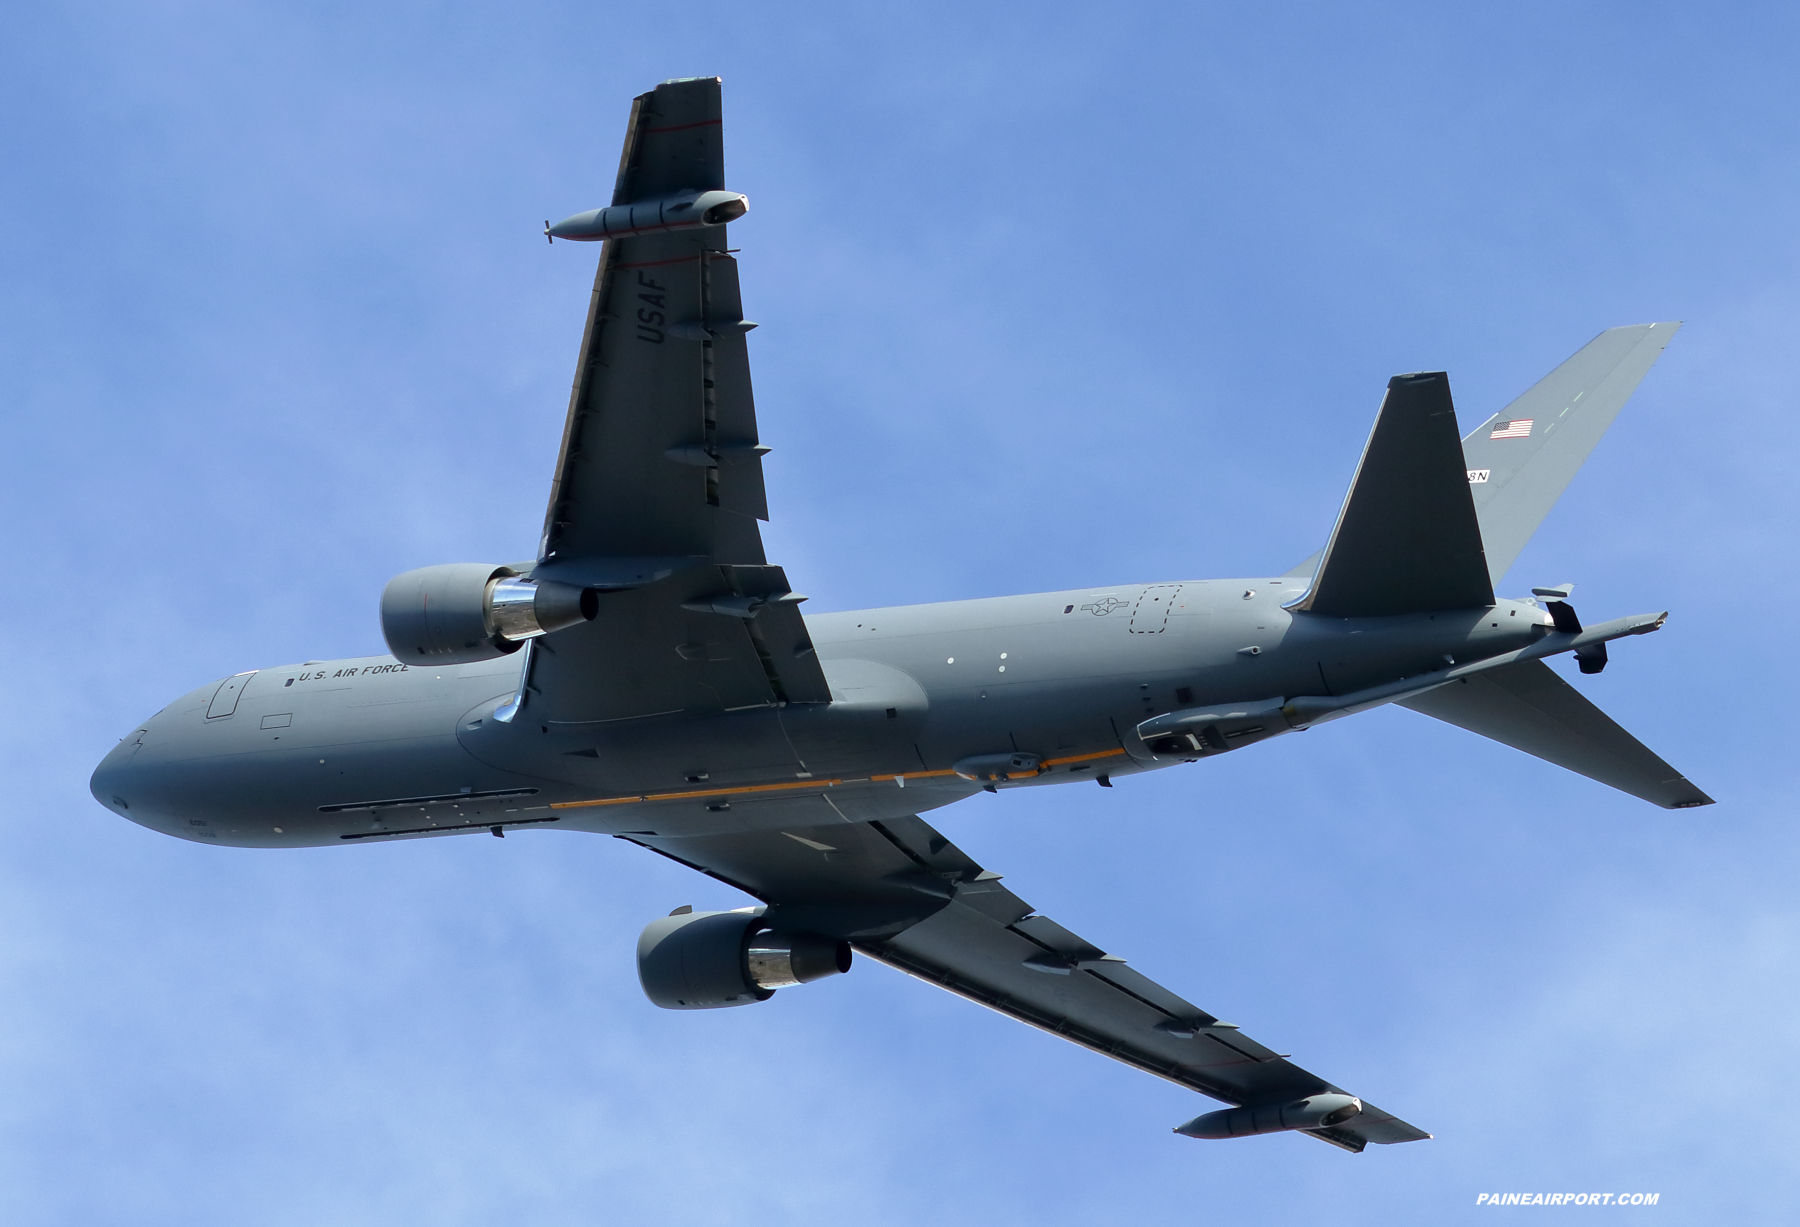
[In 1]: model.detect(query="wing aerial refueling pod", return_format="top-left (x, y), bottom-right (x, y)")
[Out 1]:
top-left (89, 76), bottom-right (1709, 1154)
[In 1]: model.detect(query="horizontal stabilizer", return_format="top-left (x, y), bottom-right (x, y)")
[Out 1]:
top-left (1464, 323), bottom-right (1679, 585)
top-left (1398, 660), bottom-right (1712, 809)
top-left (1296, 372), bottom-right (1494, 617)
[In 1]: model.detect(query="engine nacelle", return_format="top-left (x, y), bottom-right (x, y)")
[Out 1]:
top-left (637, 909), bottom-right (852, 1010)
top-left (1174, 1093), bottom-right (1363, 1140)
top-left (380, 563), bottom-right (598, 665)
top-left (546, 189), bottom-right (749, 243)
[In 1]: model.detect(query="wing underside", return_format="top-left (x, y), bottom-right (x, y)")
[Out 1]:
top-left (525, 77), bottom-right (829, 724)
top-left (627, 815), bottom-right (1429, 1151)
top-left (550, 79), bottom-right (1426, 1147)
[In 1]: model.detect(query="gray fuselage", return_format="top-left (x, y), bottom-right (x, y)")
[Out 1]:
top-left (90, 577), bottom-right (1548, 849)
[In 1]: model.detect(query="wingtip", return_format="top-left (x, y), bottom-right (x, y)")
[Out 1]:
top-left (1605, 321), bottom-right (1683, 334)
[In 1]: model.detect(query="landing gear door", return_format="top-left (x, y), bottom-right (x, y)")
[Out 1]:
top-left (206, 671), bottom-right (256, 719)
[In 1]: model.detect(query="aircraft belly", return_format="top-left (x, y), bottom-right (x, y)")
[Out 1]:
top-left (100, 595), bottom-right (1554, 851)
top-left (1284, 609), bottom-right (1542, 696)
top-left (910, 678), bottom-right (1122, 772)
top-left (95, 655), bottom-right (553, 848)
top-left (109, 727), bottom-right (534, 847)
top-left (459, 701), bottom-right (811, 793)
top-left (779, 658), bottom-right (930, 778)
top-left (578, 781), bottom-right (950, 840)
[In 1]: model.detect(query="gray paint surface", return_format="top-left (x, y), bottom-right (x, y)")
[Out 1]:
top-left (87, 76), bottom-right (1707, 1154)
top-left (1298, 371), bottom-right (1493, 616)
top-left (1462, 322), bottom-right (1681, 586)
top-left (1397, 659), bottom-right (1710, 808)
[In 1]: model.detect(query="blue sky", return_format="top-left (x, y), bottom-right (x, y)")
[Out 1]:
top-left (3, 2), bottom-right (1797, 1223)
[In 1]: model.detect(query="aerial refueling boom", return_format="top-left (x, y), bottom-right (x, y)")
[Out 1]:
top-left (545, 189), bottom-right (748, 243)
top-left (1176, 1094), bottom-right (1365, 1140)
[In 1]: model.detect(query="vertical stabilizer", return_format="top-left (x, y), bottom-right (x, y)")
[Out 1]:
top-left (1463, 323), bottom-right (1680, 585)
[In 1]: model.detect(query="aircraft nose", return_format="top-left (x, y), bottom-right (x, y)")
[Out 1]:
top-left (89, 727), bottom-right (150, 821)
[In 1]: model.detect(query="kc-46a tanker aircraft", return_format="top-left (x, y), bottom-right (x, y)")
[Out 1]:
top-left (91, 77), bottom-right (1710, 1153)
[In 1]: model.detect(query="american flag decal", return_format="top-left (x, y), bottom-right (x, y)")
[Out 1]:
top-left (1489, 419), bottom-right (1533, 439)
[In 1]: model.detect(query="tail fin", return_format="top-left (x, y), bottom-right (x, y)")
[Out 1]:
top-left (1293, 372), bottom-right (1493, 617)
top-left (1463, 323), bottom-right (1679, 585)
top-left (1286, 324), bottom-right (1680, 588)
top-left (1398, 659), bottom-right (1712, 808)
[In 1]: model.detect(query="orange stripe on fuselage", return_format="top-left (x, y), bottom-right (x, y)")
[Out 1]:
top-left (548, 747), bottom-right (1126, 811)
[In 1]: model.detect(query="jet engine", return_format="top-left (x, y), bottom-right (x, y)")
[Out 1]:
top-left (380, 563), bottom-right (599, 665)
top-left (1174, 1093), bottom-right (1363, 1140)
top-left (545, 190), bottom-right (749, 243)
top-left (637, 909), bottom-right (852, 1010)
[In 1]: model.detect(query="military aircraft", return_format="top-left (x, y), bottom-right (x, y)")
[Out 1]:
top-left (89, 76), bottom-right (1709, 1154)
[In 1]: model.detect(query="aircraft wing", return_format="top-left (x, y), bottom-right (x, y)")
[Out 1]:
top-left (625, 815), bottom-right (1430, 1152)
top-left (522, 77), bottom-right (830, 724)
